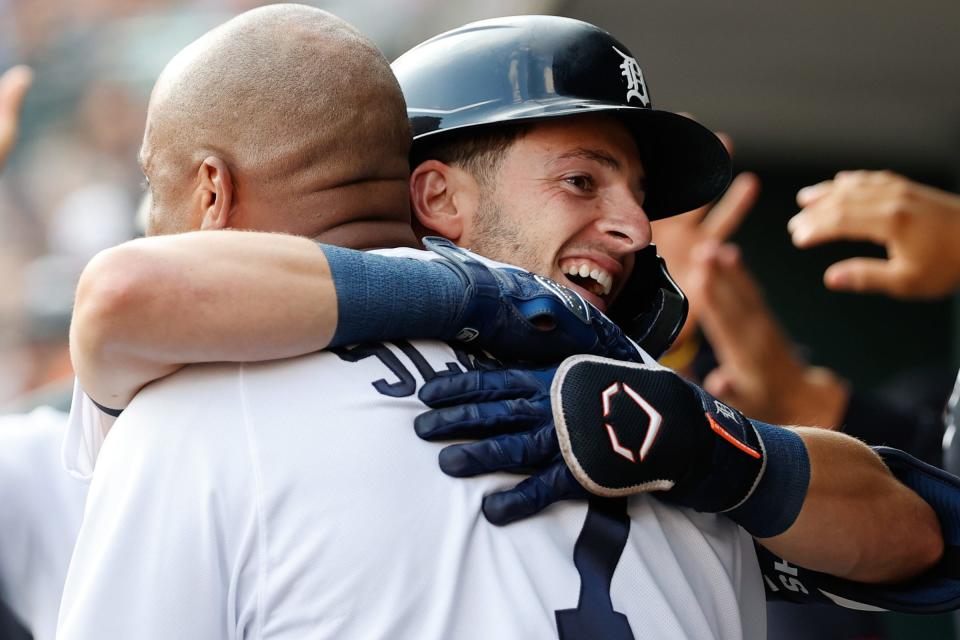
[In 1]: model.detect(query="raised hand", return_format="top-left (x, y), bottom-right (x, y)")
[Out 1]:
top-left (687, 240), bottom-right (849, 428)
top-left (789, 170), bottom-right (960, 299)
top-left (0, 65), bottom-right (33, 171)
top-left (651, 171), bottom-right (760, 345)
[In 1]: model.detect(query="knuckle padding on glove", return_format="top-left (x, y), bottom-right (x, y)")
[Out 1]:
top-left (552, 355), bottom-right (764, 512)
top-left (552, 356), bottom-right (708, 496)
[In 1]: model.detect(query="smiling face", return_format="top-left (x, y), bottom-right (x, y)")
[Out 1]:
top-left (454, 114), bottom-right (651, 311)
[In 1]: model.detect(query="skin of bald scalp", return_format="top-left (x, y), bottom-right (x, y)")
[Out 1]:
top-left (140, 3), bottom-right (415, 247)
top-left (73, 4), bottom-right (419, 408)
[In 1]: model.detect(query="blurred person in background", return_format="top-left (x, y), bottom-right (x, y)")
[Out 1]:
top-left (787, 170), bottom-right (960, 470)
top-left (654, 164), bottom-right (960, 639)
top-left (0, 62), bottom-right (133, 640)
top-left (655, 164), bottom-right (950, 466)
top-left (788, 169), bottom-right (960, 640)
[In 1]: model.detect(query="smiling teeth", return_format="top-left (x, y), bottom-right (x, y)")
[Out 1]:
top-left (563, 263), bottom-right (613, 295)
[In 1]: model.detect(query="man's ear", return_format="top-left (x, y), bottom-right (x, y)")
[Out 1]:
top-left (197, 156), bottom-right (234, 230)
top-left (410, 160), bottom-right (479, 242)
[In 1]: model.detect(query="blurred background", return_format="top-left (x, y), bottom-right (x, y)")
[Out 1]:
top-left (0, 0), bottom-right (957, 637)
top-left (2, 0), bottom-right (958, 407)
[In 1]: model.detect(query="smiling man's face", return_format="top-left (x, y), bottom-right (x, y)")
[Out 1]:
top-left (457, 114), bottom-right (652, 311)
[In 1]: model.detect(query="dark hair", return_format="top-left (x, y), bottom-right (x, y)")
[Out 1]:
top-left (410, 122), bottom-right (531, 186)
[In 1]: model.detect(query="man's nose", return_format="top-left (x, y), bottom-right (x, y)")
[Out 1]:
top-left (596, 193), bottom-right (652, 252)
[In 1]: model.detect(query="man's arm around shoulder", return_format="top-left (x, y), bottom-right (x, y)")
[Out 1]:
top-left (71, 231), bottom-right (337, 409)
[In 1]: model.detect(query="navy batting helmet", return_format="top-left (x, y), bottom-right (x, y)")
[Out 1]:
top-left (393, 15), bottom-right (721, 357)
top-left (392, 14), bottom-right (731, 220)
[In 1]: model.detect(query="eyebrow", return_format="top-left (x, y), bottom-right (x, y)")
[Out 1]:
top-left (555, 148), bottom-right (622, 171)
top-left (553, 147), bottom-right (646, 191)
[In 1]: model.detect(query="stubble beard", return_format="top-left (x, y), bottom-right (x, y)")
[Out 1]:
top-left (466, 191), bottom-right (543, 275)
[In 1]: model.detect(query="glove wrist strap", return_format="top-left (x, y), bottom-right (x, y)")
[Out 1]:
top-left (726, 421), bottom-right (810, 538)
top-left (322, 244), bottom-right (465, 347)
top-left (684, 384), bottom-right (811, 537)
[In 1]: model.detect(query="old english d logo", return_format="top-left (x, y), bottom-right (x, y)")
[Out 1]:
top-left (612, 46), bottom-right (649, 107)
top-left (601, 382), bottom-right (661, 462)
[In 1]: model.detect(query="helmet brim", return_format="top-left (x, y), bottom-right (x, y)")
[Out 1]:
top-left (410, 101), bottom-right (731, 220)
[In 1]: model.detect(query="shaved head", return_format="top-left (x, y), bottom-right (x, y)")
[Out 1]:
top-left (142, 4), bottom-right (412, 245)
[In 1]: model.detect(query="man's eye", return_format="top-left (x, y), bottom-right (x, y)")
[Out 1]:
top-left (565, 175), bottom-right (594, 191)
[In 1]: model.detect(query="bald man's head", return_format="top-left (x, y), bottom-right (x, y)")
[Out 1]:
top-left (141, 4), bottom-right (413, 246)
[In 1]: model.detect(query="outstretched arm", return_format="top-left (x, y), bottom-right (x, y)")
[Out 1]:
top-left (759, 427), bottom-right (942, 583)
top-left (72, 232), bottom-right (641, 410)
top-left (415, 358), bottom-right (943, 584)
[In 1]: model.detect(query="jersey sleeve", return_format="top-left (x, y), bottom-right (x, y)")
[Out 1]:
top-left (61, 379), bottom-right (116, 482)
top-left (57, 365), bottom-right (261, 639)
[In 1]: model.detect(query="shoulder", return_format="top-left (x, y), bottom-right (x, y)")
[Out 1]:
top-left (369, 246), bottom-right (437, 260)
top-left (101, 362), bottom-right (251, 477)
top-left (369, 245), bottom-right (521, 271)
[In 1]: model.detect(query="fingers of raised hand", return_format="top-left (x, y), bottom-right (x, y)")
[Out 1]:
top-left (0, 66), bottom-right (32, 120)
top-left (823, 257), bottom-right (909, 296)
top-left (700, 172), bottom-right (760, 242)
top-left (791, 171), bottom-right (914, 248)
top-left (0, 65), bottom-right (33, 163)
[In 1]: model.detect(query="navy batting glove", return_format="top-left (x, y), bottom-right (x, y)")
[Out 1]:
top-left (416, 367), bottom-right (589, 525)
top-left (552, 355), bottom-right (811, 538)
top-left (423, 237), bottom-right (643, 364)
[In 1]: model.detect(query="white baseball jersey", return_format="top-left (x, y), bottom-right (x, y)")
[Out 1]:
top-left (0, 407), bottom-right (86, 640)
top-left (59, 249), bottom-right (765, 640)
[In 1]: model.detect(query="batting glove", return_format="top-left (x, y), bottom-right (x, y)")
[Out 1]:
top-left (417, 355), bottom-right (810, 537)
top-left (415, 365), bottom-right (589, 525)
top-left (423, 237), bottom-right (643, 363)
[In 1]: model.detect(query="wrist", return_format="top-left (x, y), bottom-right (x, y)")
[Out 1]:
top-left (322, 244), bottom-right (466, 346)
top-left (678, 383), bottom-right (811, 538)
top-left (725, 421), bottom-right (811, 538)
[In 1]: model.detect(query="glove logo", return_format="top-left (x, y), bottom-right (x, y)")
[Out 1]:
top-left (714, 400), bottom-right (740, 424)
top-left (601, 381), bottom-right (662, 463)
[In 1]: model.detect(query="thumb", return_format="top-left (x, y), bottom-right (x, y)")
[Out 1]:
top-left (823, 258), bottom-right (899, 296)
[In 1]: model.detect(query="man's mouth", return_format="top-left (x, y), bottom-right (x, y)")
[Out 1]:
top-left (559, 258), bottom-right (615, 299)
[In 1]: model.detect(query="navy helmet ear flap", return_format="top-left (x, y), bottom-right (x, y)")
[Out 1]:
top-left (607, 244), bottom-right (687, 359)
